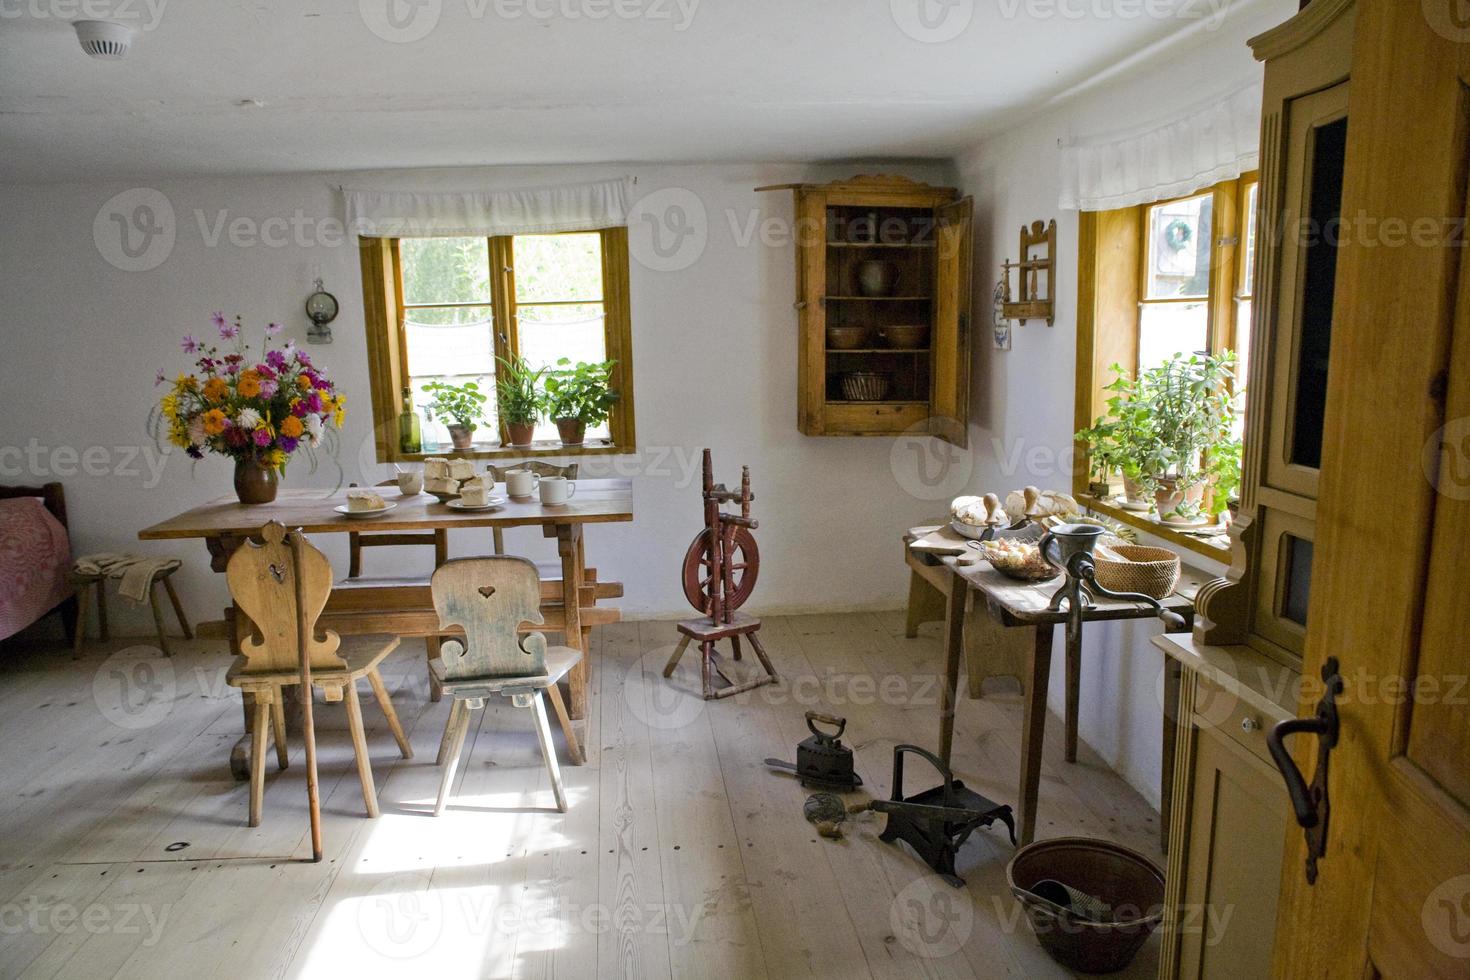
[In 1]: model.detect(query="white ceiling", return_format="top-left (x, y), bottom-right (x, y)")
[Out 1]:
top-left (0, 0), bottom-right (1244, 183)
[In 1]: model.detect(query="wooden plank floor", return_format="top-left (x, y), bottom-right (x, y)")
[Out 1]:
top-left (0, 614), bottom-right (1163, 979)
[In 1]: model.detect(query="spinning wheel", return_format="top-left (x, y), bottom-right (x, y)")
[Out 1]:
top-left (663, 449), bottom-right (777, 700)
top-left (682, 526), bottom-right (760, 615)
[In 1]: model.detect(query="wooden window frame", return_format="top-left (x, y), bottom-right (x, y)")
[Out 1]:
top-left (360, 227), bottom-right (636, 462)
top-left (1074, 173), bottom-right (1258, 560)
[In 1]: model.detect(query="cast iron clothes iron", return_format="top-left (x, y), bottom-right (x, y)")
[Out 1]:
top-left (858, 743), bottom-right (1015, 887)
top-left (765, 712), bottom-right (863, 790)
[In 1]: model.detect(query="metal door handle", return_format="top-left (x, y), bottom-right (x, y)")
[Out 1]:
top-left (1266, 657), bottom-right (1342, 885)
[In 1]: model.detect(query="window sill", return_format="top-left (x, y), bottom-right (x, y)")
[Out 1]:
top-left (381, 439), bottom-right (631, 464)
top-left (1078, 493), bottom-right (1232, 562)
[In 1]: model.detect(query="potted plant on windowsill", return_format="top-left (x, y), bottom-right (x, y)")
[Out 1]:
top-left (421, 379), bottom-right (488, 450)
top-left (541, 358), bottom-right (619, 447)
top-left (1076, 370), bottom-right (1159, 511)
top-left (1139, 352), bottom-right (1237, 524)
top-left (495, 355), bottom-right (545, 448)
top-left (1075, 352), bottom-right (1237, 525)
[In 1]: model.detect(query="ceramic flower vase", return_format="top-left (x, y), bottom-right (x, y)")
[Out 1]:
top-left (234, 457), bottom-right (279, 505)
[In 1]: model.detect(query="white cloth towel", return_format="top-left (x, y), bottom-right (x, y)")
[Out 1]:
top-left (73, 553), bottom-right (181, 602)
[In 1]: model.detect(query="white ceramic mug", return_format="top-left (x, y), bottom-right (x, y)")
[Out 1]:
top-left (396, 471), bottom-right (423, 496)
top-left (539, 476), bottom-right (576, 506)
top-left (505, 469), bottom-right (540, 498)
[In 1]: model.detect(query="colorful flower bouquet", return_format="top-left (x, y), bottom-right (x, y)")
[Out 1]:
top-left (153, 314), bottom-right (344, 503)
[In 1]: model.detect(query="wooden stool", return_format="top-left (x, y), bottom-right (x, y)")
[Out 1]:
top-left (663, 611), bottom-right (777, 700)
top-left (66, 563), bottom-right (191, 658)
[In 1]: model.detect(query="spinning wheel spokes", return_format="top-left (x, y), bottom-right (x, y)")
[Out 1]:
top-left (682, 527), bottom-right (760, 615)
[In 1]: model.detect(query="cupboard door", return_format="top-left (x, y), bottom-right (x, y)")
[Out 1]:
top-left (796, 188), bottom-right (829, 435)
top-left (1175, 723), bottom-right (1288, 979)
top-left (932, 197), bottom-right (973, 446)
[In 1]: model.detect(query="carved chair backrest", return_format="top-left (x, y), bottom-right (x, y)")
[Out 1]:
top-left (226, 522), bottom-right (347, 676)
top-left (486, 461), bottom-right (578, 481)
top-left (431, 556), bottom-right (549, 683)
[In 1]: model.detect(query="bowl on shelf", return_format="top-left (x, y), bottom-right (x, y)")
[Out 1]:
top-left (826, 325), bottom-right (870, 350)
top-left (877, 324), bottom-right (930, 349)
top-left (839, 371), bottom-right (891, 401)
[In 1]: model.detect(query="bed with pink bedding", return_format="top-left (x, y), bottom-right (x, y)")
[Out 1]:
top-left (0, 484), bottom-right (72, 642)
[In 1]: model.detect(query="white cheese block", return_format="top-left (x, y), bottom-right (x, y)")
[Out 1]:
top-left (347, 490), bottom-right (387, 512)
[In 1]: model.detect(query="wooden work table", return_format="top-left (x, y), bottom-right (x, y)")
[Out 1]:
top-left (904, 531), bottom-right (1198, 846)
top-left (140, 480), bottom-right (632, 778)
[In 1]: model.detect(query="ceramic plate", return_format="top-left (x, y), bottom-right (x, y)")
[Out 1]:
top-left (446, 498), bottom-right (505, 512)
top-left (334, 501), bottom-right (398, 519)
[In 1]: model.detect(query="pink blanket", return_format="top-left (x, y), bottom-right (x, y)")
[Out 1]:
top-left (0, 497), bottom-right (71, 641)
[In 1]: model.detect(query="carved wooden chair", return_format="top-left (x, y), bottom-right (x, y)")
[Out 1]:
top-left (226, 522), bottom-right (412, 827)
top-left (341, 478), bottom-right (451, 702)
top-left (429, 556), bottom-right (584, 816)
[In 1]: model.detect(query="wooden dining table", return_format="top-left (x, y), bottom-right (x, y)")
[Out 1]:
top-left (139, 479), bottom-right (632, 779)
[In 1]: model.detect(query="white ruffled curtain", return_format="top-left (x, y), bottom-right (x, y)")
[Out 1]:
top-left (1059, 82), bottom-right (1262, 212)
top-left (343, 176), bottom-right (634, 237)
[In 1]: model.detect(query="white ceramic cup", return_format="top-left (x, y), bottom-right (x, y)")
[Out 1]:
top-left (505, 469), bottom-right (540, 498)
top-left (539, 476), bottom-right (576, 506)
top-left (396, 471), bottom-right (423, 496)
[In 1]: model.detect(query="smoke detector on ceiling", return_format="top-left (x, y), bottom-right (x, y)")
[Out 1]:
top-left (74, 20), bottom-right (134, 60)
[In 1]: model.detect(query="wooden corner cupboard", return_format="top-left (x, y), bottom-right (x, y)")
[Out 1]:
top-left (758, 175), bottom-right (974, 446)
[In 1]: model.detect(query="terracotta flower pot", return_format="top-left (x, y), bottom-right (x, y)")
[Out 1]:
top-left (505, 421), bottom-right (536, 448)
top-left (447, 424), bottom-right (475, 450)
top-left (1153, 478), bottom-right (1205, 516)
top-left (1120, 475), bottom-right (1151, 512)
top-left (555, 418), bottom-right (587, 446)
top-left (233, 457), bottom-right (279, 505)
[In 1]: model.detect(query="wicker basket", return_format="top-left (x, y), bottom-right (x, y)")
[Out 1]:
top-left (840, 371), bottom-right (891, 401)
top-left (1093, 545), bottom-right (1181, 599)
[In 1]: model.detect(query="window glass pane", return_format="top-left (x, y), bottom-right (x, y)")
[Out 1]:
top-left (1241, 183), bottom-right (1258, 296)
top-left (1146, 194), bottom-right (1214, 299)
top-left (404, 307), bottom-right (495, 448)
top-left (401, 237), bottom-right (490, 306)
top-left (517, 303), bottom-right (610, 442)
top-left (1138, 302), bottom-right (1208, 374)
top-left (1283, 535), bottom-right (1314, 626)
top-left (513, 233), bottom-right (603, 303)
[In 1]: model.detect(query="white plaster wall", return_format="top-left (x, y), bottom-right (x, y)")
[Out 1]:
top-left (0, 161), bottom-right (956, 636)
top-left (951, 0), bottom-right (1295, 806)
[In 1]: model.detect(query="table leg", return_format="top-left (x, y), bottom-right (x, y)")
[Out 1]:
top-left (1064, 614), bottom-right (1080, 764)
top-left (557, 523), bottom-right (588, 720)
top-left (938, 568), bottom-right (967, 768)
top-left (1018, 624), bottom-right (1055, 846)
top-left (1159, 655), bottom-right (1183, 851)
top-left (906, 567), bottom-right (947, 638)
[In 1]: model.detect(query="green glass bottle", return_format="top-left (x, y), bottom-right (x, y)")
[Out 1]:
top-left (397, 386), bottom-right (422, 454)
